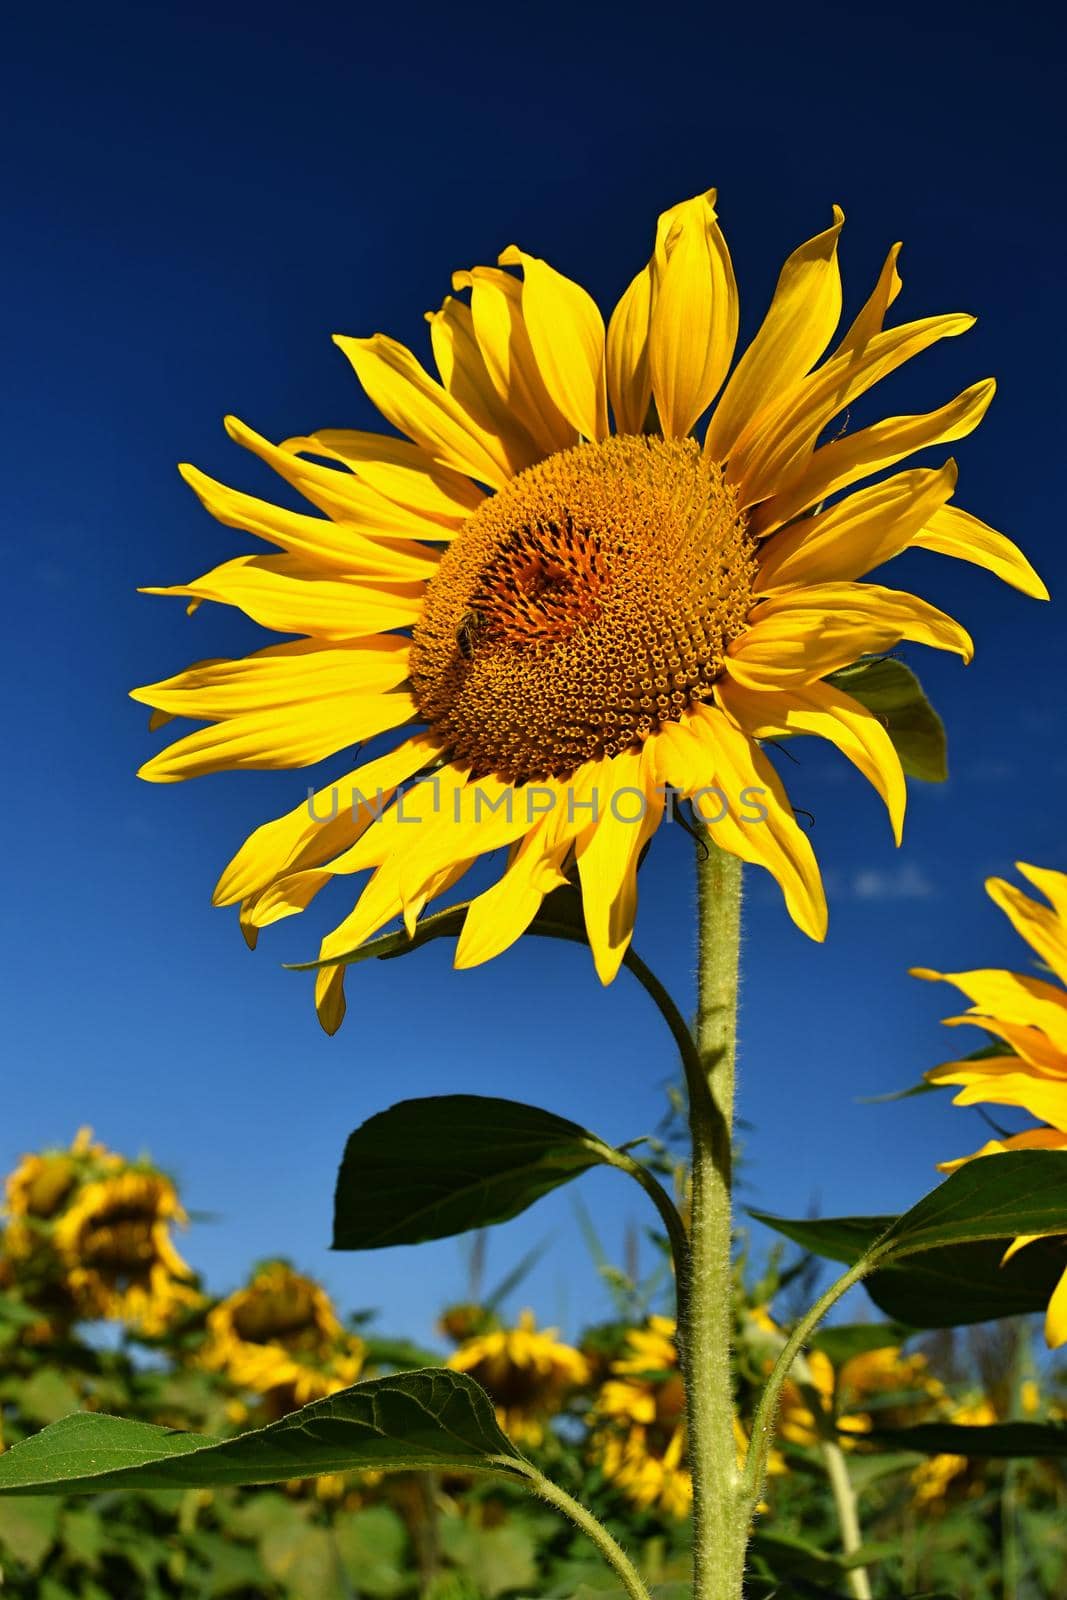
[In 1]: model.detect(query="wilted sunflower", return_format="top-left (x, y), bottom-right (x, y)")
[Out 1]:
top-left (201, 1260), bottom-right (364, 1416)
top-left (133, 189), bottom-right (1045, 1029)
top-left (914, 863), bottom-right (1067, 1348)
top-left (3, 1132), bottom-right (198, 1336)
top-left (447, 1309), bottom-right (588, 1444)
top-left (53, 1167), bottom-right (200, 1335)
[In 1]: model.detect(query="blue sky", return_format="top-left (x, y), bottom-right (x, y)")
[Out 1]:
top-left (4, 0), bottom-right (1065, 1345)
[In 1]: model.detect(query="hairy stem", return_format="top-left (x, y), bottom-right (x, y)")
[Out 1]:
top-left (819, 1435), bottom-right (872, 1600)
top-left (513, 1464), bottom-right (653, 1600)
top-left (741, 1257), bottom-right (871, 1513)
top-left (686, 841), bottom-right (746, 1600)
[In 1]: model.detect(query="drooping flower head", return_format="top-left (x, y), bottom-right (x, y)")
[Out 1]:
top-left (447, 1308), bottom-right (589, 1445)
top-left (133, 191), bottom-right (1045, 1030)
top-left (914, 863), bottom-right (1067, 1348)
top-left (590, 1314), bottom-right (692, 1518)
top-left (201, 1260), bottom-right (365, 1417)
top-left (2, 1131), bottom-right (199, 1335)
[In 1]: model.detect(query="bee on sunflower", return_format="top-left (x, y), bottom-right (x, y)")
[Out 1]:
top-left (200, 1260), bottom-right (365, 1418)
top-left (446, 1309), bottom-right (589, 1446)
top-left (914, 863), bottom-right (1067, 1347)
top-left (2, 1131), bottom-right (199, 1336)
top-left (132, 189), bottom-right (1045, 1031)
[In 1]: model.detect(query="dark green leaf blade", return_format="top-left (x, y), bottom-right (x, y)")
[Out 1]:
top-left (865, 1235), bottom-right (1067, 1327)
top-left (747, 1211), bottom-right (889, 1265)
top-left (334, 1095), bottom-right (612, 1249)
top-left (861, 1421), bottom-right (1067, 1458)
top-left (827, 658), bottom-right (947, 782)
top-left (878, 1150), bottom-right (1067, 1255)
top-left (0, 1371), bottom-right (523, 1497)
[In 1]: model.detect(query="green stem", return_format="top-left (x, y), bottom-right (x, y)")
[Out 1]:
top-left (686, 841), bottom-right (746, 1600)
top-left (817, 1433), bottom-right (872, 1600)
top-left (512, 1463), bottom-right (653, 1600)
top-left (602, 1145), bottom-right (691, 1292)
top-left (741, 1257), bottom-right (870, 1513)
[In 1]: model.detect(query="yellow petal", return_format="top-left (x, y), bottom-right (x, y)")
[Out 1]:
top-left (1016, 863), bottom-right (1067, 923)
top-left (213, 735), bottom-right (440, 907)
top-left (727, 583), bottom-right (972, 690)
top-left (136, 690), bottom-right (415, 783)
top-left (654, 706), bottom-right (827, 940)
top-left (607, 261), bottom-right (654, 435)
top-left (284, 429), bottom-right (483, 527)
top-left (938, 1013), bottom-right (1067, 1075)
top-left (945, 1072), bottom-right (1067, 1134)
top-left (718, 676), bottom-right (906, 844)
top-left (178, 463), bottom-right (437, 579)
top-left (498, 246), bottom-right (608, 440)
top-left (334, 332), bottom-right (512, 487)
top-left (705, 208), bottom-right (843, 458)
top-left (750, 380), bottom-right (996, 537)
top-left (833, 243), bottom-right (902, 358)
top-left (132, 639), bottom-right (414, 782)
top-left (910, 965), bottom-right (1067, 1054)
top-left (754, 462), bottom-right (958, 591)
top-left (223, 416), bottom-right (455, 541)
top-left (728, 312), bottom-right (976, 507)
top-left (315, 964), bottom-right (347, 1036)
top-left (142, 554), bottom-right (426, 640)
top-left (913, 506), bottom-right (1048, 599)
top-left (648, 190), bottom-right (738, 438)
top-left (454, 827), bottom-right (570, 970)
top-left (425, 294), bottom-right (543, 475)
top-left (453, 265), bottom-right (577, 458)
top-left (986, 876), bottom-right (1067, 987)
top-left (575, 745), bottom-right (665, 984)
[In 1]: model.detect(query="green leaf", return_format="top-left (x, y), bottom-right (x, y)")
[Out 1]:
top-left (862, 1420), bottom-right (1067, 1457)
top-left (440, 1514), bottom-right (539, 1599)
top-left (334, 1505), bottom-right (413, 1598)
top-left (866, 1235), bottom-right (1067, 1327)
top-left (334, 1095), bottom-right (615, 1249)
top-left (0, 1371), bottom-right (524, 1496)
top-left (809, 1322), bottom-right (914, 1366)
top-left (875, 1150), bottom-right (1067, 1254)
top-left (748, 1211), bottom-right (889, 1264)
top-left (827, 657), bottom-right (947, 782)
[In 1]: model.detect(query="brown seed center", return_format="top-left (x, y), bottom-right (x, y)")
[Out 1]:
top-left (410, 435), bottom-right (755, 783)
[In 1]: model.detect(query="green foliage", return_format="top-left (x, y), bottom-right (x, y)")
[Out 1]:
top-left (0, 1373), bottom-right (524, 1496)
top-left (827, 658), bottom-right (947, 782)
top-left (334, 1097), bottom-right (614, 1249)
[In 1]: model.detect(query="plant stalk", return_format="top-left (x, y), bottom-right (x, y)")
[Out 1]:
top-left (516, 1465), bottom-right (653, 1600)
top-left (685, 841), bottom-right (746, 1600)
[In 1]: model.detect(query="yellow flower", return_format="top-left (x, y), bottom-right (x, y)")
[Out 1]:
top-left (133, 190), bottom-right (1045, 1030)
top-left (447, 1309), bottom-right (588, 1445)
top-left (591, 1315), bottom-right (779, 1518)
top-left (202, 1261), bottom-right (364, 1417)
top-left (3, 1133), bottom-right (198, 1336)
top-left (54, 1168), bottom-right (200, 1334)
top-left (910, 1397), bottom-right (998, 1511)
top-left (913, 863), bottom-right (1067, 1347)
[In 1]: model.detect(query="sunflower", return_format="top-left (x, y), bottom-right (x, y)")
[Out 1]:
top-left (590, 1314), bottom-right (776, 1518)
top-left (447, 1309), bottom-right (588, 1445)
top-left (3, 1133), bottom-right (198, 1336)
top-left (201, 1260), bottom-right (365, 1417)
top-left (53, 1166), bottom-right (200, 1334)
top-left (913, 863), bottom-right (1067, 1348)
top-left (133, 189), bottom-right (1045, 1030)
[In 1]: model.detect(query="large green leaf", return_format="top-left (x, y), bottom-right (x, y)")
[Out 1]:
top-left (828, 658), bottom-right (947, 781)
top-left (753, 1151), bottom-right (1067, 1328)
top-left (0, 1371), bottom-right (524, 1497)
top-left (866, 1235), bottom-right (1066, 1327)
top-left (861, 1421), bottom-right (1067, 1457)
top-left (334, 1095), bottom-right (615, 1249)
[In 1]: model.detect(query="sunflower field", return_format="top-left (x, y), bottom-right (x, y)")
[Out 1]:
top-left (2, 1119), bottom-right (1065, 1600)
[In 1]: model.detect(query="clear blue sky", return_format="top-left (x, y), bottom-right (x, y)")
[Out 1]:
top-left (4, 0), bottom-right (1064, 1345)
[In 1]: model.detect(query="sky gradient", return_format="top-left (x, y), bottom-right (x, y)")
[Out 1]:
top-left (5, 0), bottom-right (1065, 1345)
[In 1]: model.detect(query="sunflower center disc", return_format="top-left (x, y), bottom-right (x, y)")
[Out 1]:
top-left (411, 434), bottom-right (755, 783)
